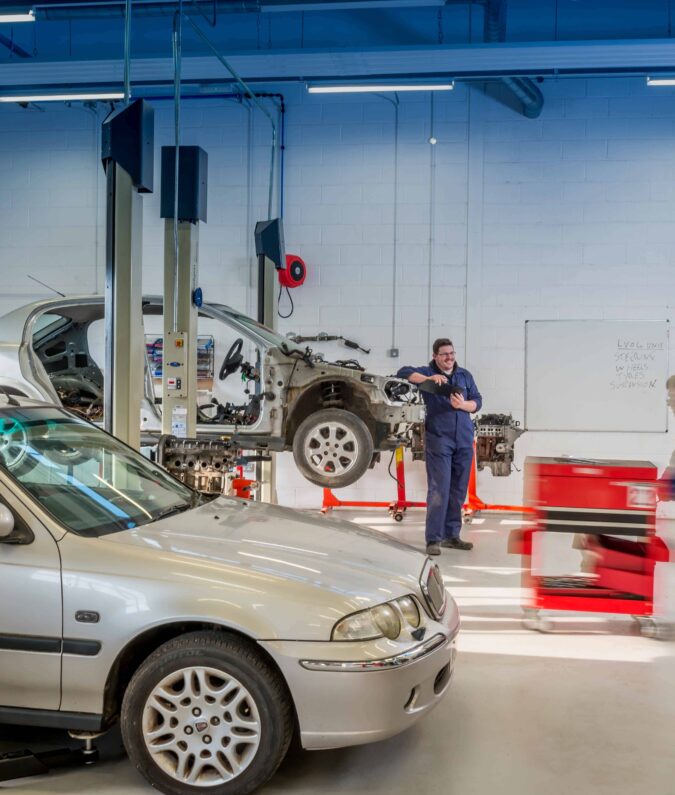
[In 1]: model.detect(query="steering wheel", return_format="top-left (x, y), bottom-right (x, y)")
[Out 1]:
top-left (219, 338), bottom-right (245, 381)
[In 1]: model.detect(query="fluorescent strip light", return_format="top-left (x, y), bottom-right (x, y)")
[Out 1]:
top-left (0, 10), bottom-right (35, 22)
top-left (0, 92), bottom-right (124, 103)
top-left (307, 82), bottom-right (454, 94)
top-left (646, 76), bottom-right (675, 86)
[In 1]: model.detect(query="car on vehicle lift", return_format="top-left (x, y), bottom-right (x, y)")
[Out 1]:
top-left (0, 396), bottom-right (458, 795)
top-left (0, 296), bottom-right (423, 489)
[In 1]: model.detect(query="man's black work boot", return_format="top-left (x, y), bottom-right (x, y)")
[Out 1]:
top-left (441, 537), bottom-right (473, 551)
top-left (426, 542), bottom-right (441, 556)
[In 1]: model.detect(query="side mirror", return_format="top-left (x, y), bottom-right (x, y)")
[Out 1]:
top-left (0, 504), bottom-right (15, 539)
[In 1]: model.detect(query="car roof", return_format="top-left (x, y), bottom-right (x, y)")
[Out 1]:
top-left (0, 295), bottom-right (236, 324)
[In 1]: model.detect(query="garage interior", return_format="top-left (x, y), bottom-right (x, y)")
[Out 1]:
top-left (0, 0), bottom-right (674, 793)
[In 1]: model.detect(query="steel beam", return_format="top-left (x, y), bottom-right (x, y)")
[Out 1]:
top-left (104, 164), bottom-right (144, 449)
top-left (3, 40), bottom-right (675, 87)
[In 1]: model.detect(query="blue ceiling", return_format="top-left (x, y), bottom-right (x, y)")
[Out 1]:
top-left (1, 0), bottom-right (675, 88)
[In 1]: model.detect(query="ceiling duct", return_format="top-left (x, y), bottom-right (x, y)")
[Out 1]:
top-left (27, 0), bottom-right (445, 19)
top-left (448, 0), bottom-right (544, 118)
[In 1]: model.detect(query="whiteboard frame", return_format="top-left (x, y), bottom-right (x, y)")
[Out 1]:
top-left (524, 319), bottom-right (670, 433)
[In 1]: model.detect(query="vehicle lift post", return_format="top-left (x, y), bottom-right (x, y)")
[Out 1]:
top-left (101, 99), bottom-right (154, 449)
top-left (253, 218), bottom-right (284, 504)
top-left (160, 146), bottom-right (208, 438)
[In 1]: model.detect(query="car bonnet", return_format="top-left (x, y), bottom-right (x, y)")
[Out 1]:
top-left (102, 496), bottom-right (425, 598)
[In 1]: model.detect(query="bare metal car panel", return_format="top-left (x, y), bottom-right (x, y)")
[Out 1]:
top-left (0, 296), bottom-right (424, 489)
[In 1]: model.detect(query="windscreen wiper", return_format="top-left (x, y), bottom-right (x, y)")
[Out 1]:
top-left (153, 502), bottom-right (191, 521)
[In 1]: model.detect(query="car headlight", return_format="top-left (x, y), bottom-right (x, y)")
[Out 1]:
top-left (331, 596), bottom-right (423, 641)
top-left (396, 595), bottom-right (420, 628)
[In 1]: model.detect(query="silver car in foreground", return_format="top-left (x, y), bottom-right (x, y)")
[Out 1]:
top-left (0, 397), bottom-right (458, 795)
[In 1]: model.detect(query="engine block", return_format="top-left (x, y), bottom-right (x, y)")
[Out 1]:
top-left (474, 413), bottom-right (525, 477)
top-left (157, 435), bottom-right (239, 494)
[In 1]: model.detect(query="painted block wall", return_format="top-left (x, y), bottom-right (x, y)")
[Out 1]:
top-left (1, 77), bottom-right (675, 518)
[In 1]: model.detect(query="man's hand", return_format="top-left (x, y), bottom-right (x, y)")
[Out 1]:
top-left (427, 374), bottom-right (448, 385)
top-left (450, 392), bottom-right (465, 410)
top-left (450, 393), bottom-right (477, 412)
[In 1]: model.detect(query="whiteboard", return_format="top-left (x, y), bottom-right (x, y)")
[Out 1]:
top-left (525, 320), bottom-right (669, 433)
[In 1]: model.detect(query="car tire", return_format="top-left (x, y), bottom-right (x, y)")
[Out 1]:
top-left (292, 408), bottom-right (374, 488)
top-left (120, 631), bottom-right (293, 795)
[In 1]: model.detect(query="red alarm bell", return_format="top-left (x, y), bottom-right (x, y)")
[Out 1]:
top-left (278, 254), bottom-right (307, 289)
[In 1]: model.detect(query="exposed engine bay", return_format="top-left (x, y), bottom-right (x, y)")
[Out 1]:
top-left (474, 413), bottom-right (524, 476)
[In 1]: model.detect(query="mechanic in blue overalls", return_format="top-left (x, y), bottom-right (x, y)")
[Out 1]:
top-left (398, 338), bottom-right (482, 556)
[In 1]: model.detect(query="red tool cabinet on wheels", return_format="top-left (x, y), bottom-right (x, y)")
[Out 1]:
top-left (510, 457), bottom-right (670, 637)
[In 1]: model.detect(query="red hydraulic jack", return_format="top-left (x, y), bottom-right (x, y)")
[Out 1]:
top-left (321, 442), bottom-right (534, 521)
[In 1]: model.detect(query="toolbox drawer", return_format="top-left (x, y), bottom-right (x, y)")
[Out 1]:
top-left (584, 534), bottom-right (665, 572)
top-left (594, 567), bottom-right (653, 599)
top-left (524, 456), bottom-right (657, 537)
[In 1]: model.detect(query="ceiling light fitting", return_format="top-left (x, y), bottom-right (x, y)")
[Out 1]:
top-left (0, 10), bottom-right (35, 22)
top-left (0, 92), bottom-right (125, 103)
top-left (307, 82), bottom-right (454, 94)
top-left (646, 76), bottom-right (675, 86)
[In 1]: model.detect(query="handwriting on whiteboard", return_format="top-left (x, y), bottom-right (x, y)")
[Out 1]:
top-left (610, 339), bottom-right (663, 390)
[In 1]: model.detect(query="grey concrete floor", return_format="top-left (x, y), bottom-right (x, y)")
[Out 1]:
top-left (2, 509), bottom-right (674, 795)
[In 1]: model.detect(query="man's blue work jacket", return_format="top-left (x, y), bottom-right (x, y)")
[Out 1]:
top-left (397, 361), bottom-right (482, 451)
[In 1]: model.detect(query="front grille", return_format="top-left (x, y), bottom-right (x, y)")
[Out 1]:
top-left (420, 561), bottom-right (447, 619)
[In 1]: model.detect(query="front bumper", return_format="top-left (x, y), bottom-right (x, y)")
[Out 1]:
top-left (259, 608), bottom-right (458, 750)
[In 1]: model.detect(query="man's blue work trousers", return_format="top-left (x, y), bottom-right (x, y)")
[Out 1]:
top-left (424, 442), bottom-right (474, 544)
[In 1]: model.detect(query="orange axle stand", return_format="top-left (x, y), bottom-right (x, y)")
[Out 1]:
top-left (321, 442), bottom-right (534, 518)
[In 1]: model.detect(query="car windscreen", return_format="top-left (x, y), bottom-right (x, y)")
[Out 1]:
top-left (0, 407), bottom-right (197, 537)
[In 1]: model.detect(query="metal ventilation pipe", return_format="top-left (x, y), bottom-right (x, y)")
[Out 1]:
top-left (448, 0), bottom-right (544, 118)
top-left (32, 1), bottom-right (258, 20)
top-left (30, 0), bottom-right (445, 20)
top-left (483, 0), bottom-right (543, 118)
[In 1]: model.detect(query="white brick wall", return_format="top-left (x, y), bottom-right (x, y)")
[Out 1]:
top-left (2, 77), bottom-right (675, 517)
